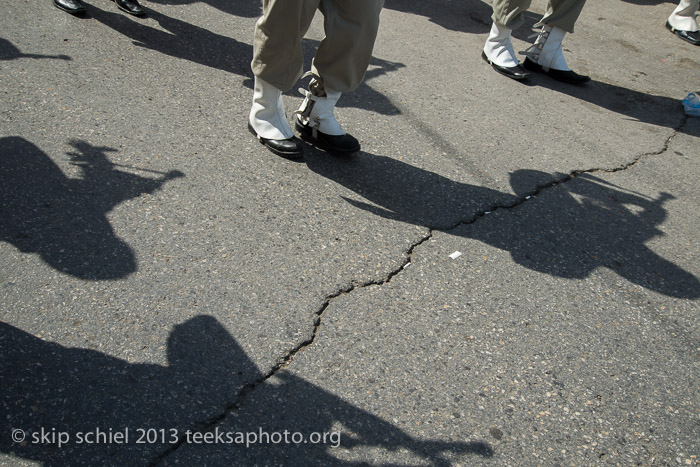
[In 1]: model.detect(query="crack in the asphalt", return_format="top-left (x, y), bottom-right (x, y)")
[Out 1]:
top-left (151, 115), bottom-right (689, 466)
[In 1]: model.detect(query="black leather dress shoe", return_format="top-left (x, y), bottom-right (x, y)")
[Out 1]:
top-left (248, 123), bottom-right (304, 159)
top-left (295, 118), bottom-right (360, 155)
top-left (523, 57), bottom-right (590, 85)
top-left (53, 0), bottom-right (86, 14)
top-left (115, 0), bottom-right (145, 16)
top-left (481, 51), bottom-right (530, 80)
top-left (666, 21), bottom-right (700, 45)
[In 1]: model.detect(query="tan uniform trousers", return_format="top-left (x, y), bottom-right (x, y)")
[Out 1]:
top-left (491, 0), bottom-right (587, 33)
top-left (251, 0), bottom-right (384, 93)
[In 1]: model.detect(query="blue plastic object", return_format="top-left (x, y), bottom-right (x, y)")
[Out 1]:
top-left (682, 92), bottom-right (700, 117)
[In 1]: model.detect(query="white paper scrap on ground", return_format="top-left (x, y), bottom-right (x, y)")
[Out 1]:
top-left (449, 251), bottom-right (462, 259)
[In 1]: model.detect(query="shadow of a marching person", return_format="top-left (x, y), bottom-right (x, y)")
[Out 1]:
top-left (0, 38), bottom-right (71, 61)
top-left (86, 3), bottom-right (253, 77)
top-left (382, 0), bottom-right (495, 34)
top-left (0, 137), bottom-right (183, 280)
top-left (1, 316), bottom-right (494, 466)
top-left (304, 150), bottom-right (699, 299)
top-left (144, 0), bottom-right (261, 18)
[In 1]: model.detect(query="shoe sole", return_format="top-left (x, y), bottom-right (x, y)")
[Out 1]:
top-left (294, 119), bottom-right (360, 156)
top-left (248, 123), bottom-right (303, 159)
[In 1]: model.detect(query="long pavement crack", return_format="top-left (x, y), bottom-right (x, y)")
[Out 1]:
top-left (150, 115), bottom-right (689, 466)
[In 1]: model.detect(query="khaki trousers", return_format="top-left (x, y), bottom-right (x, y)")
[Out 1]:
top-left (491, 0), bottom-right (587, 33)
top-left (251, 0), bottom-right (384, 93)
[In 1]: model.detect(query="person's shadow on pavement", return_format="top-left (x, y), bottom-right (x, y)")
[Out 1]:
top-left (0, 137), bottom-right (183, 280)
top-left (304, 149), bottom-right (700, 299)
top-left (145, 0), bottom-right (261, 18)
top-left (0, 38), bottom-right (71, 61)
top-left (85, 3), bottom-right (253, 77)
top-left (383, 0), bottom-right (495, 34)
top-left (1, 315), bottom-right (494, 465)
top-left (533, 77), bottom-right (691, 134)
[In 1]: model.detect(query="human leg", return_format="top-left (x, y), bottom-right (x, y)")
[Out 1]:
top-left (667, 0), bottom-right (700, 45)
top-left (540, 0), bottom-right (586, 33)
top-left (522, 0), bottom-right (589, 84)
top-left (490, 0), bottom-right (532, 31)
top-left (249, 0), bottom-right (320, 158)
top-left (483, 0), bottom-right (532, 79)
top-left (294, 0), bottom-right (383, 154)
